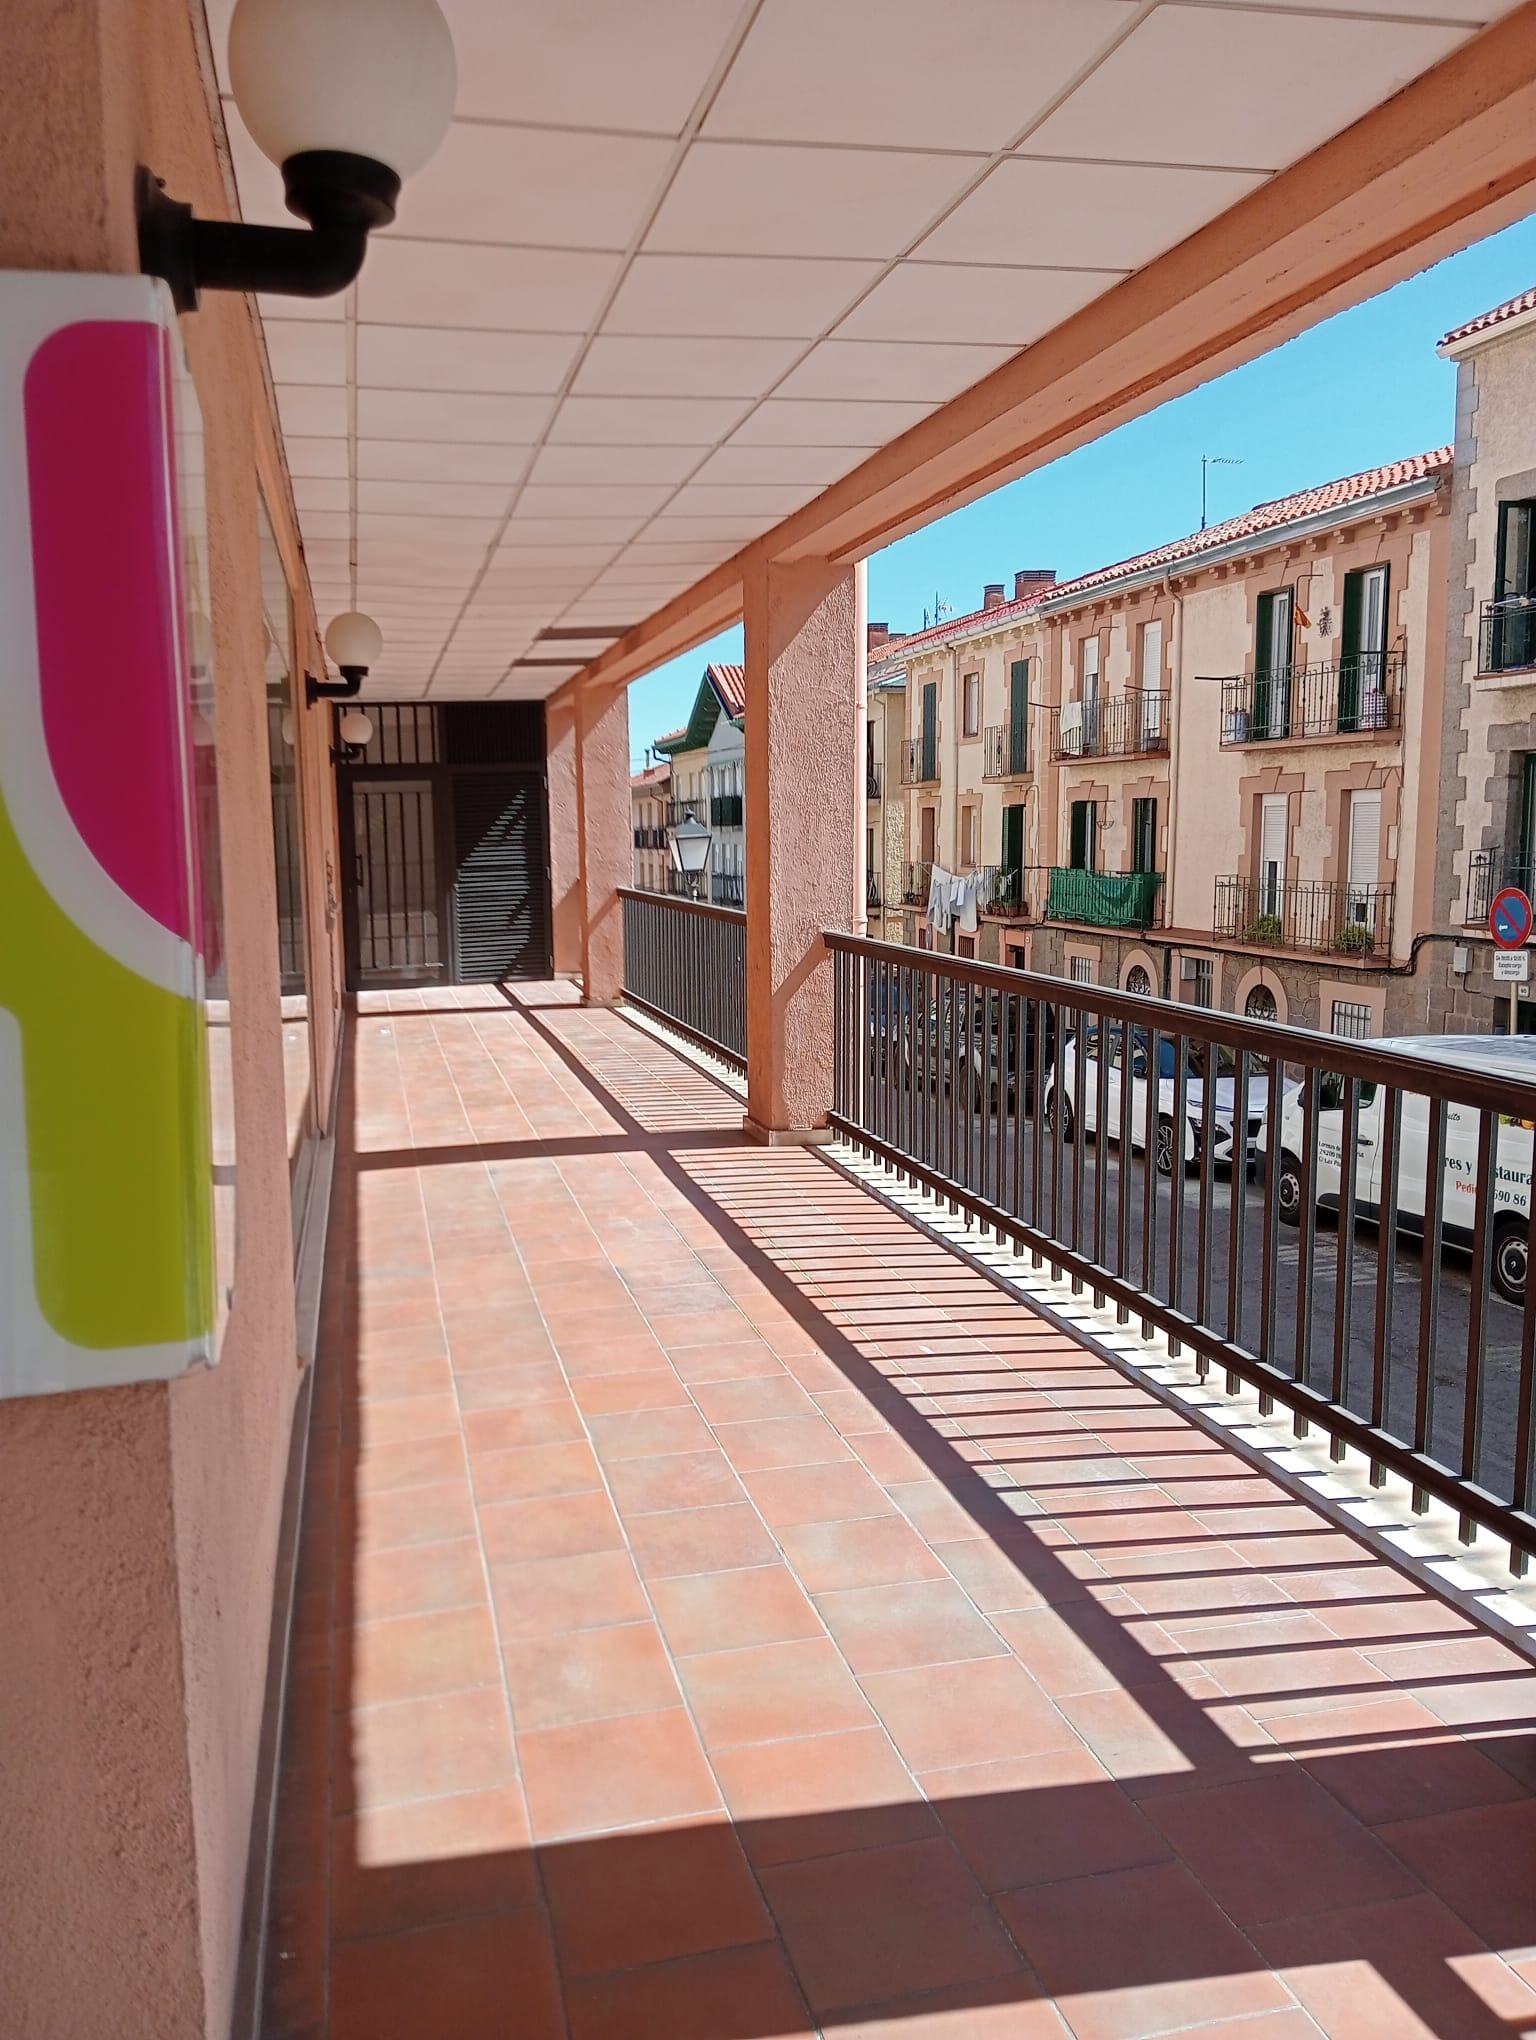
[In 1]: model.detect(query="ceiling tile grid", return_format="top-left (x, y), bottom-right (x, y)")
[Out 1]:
top-left (202, 0), bottom-right (1517, 698)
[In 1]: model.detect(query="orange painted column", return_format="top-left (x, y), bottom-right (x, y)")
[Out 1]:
top-left (744, 555), bottom-right (865, 1138)
top-left (575, 681), bottom-right (630, 1005)
top-left (545, 689), bottom-right (582, 977)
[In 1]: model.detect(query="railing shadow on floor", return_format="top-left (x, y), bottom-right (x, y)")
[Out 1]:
top-left (261, 987), bottom-right (1536, 2040)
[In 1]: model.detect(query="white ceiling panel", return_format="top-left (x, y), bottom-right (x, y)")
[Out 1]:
top-left (618, 540), bottom-right (741, 566)
top-left (528, 444), bottom-right (702, 486)
top-left (356, 512), bottom-right (504, 543)
top-left (604, 255), bottom-right (883, 339)
top-left (359, 239), bottom-right (620, 332)
top-left (445, 0), bottom-right (747, 133)
top-left (923, 158), bottom-right (1271, 271)
top-left (835, 262), bottom-right (1123, 345)
top-left (292, 478), bottom-right (350, 514)
top-left (291, 509), bottom-right (351, 540)
top-left (285, 439), bottom-right (350, 481)
top-left (276, 385), bottom-right (348, 438)
top-left (545, 395), bottom-right (750, 445)
top-left (356, 389), bottom-right (549, 445)
top-left (358, 478), bottom-right (518, 518)
top-left (691, 443), bottom-right (870, 487)
top-left (356, 326), bottom-right (582, 396)
top-left (1024, 6), bottom-right (1466, 172)
top-left (728, 398), bottom-right (934, 447)
top-left (356, 440), bottom-right (532, 486)
top-left (775, 339), bottom-right (1015, 404)
top-left (642, 515), bottom-right (782, 543)
top-left (498, 517), bottom-right (653, 546)
top-left (572, 334), bottom-right (806, 399)
top-left (481, 543), bottom-right (620, 569)
top-left (264, 321), bottom-right (348, 386)
top-left (517, 485), bottom-right (676, 519)
top-left (704, 0), bottom-right (1139, 151)
top-left (647, 142), bottom-right (980, 260)
top-left (665, 483), bottom-right (822, 518)
top-left (392, 123), bottom-right (673, 249)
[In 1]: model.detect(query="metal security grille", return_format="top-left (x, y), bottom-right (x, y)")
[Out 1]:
top-left (350, 779), bottom-right (442, 981)
top-left (268, 701), bottom-right (306, 994)
top-left (449, 772), bottom-right (551, 982)
top-left (1332, 1000), bottom-right (1372, 1040)
top-left (357, 705), bottom-right (438, 766)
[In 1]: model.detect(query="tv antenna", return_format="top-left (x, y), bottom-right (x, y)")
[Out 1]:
top-left (1201, 455), bottom-right (1243, 531)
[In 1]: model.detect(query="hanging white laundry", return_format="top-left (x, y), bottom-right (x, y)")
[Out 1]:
top-left (958, 873), bottom-right (980, 936)
top-left (927, 863), bottom-right (953, 934)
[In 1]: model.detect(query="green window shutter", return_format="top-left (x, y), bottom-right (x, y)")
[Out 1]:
top-left (1339, 568), bottom-right (1363, 733)
top-left (921, 682), bottom-right (937, 780)
top-left (1001, 803), bottom-right (1024, 881)
top-left (1131, 797), bottom-right (1156, 875)
top-left (1008, 660), bottom-right (1029, 773)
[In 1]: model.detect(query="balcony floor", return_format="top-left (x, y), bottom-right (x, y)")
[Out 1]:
top-left (267, 985), bottom-right (1536, 2040)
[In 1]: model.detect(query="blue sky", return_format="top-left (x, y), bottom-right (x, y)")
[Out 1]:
top-left (627, 215), bottom-right (1536, 768)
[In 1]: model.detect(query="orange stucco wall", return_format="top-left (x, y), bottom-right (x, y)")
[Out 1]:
top-left (0, 4), bottom-right (338, 2035)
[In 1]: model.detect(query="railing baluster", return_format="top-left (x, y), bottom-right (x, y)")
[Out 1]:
top-left (1412, 1098), bottom-right (1446, 1512)
top-left (1330, 1074), bottom-right (1360, 1460)
top-left (1459, 1107), bottom-right (1498, 1541)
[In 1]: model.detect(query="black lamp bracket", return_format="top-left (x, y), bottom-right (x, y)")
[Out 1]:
top-left (138, 152), bottom-right (400, 314)
top-left (305, 665), bottom-right (368, 708)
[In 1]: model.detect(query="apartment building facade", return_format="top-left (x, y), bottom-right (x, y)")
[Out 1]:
top-left (631, 758), bottom-right (671, 894)
top-left (1437, 289), bottom-right (1536, 1034)
top-left (877, 459), bottom-right (1453, 1037)
top-left (864, 623), bottom-right (907, 942)
top-left (654, 662), bottom-right (746, 905)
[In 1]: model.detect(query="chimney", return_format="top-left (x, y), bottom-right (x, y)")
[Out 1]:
top-left (1014, 569), bottom-right (1056, 599)
top-left (983, 583), bottom-right (1006, 609)
top-left (866, 621), bottom-right (890, 651)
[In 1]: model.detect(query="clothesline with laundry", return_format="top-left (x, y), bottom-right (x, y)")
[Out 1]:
top-left (925, 863), bottom-right (987, 936)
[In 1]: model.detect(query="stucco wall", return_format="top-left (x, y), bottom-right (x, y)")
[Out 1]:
top-left (0, 3), bottom-right (335, 2034)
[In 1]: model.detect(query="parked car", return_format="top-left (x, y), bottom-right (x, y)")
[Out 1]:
top-left (1266, 1033), bottom-right (1536, 1305)
top-left (866, 979), bottom-right (1052, 1111)
top-left (1040, 1025), bottom-right (1268, 1176)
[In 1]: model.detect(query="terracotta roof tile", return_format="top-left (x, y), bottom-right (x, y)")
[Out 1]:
top-left (631, 762), bottom-right (670, 789)
top-left (1440, 286), bottom-right (1536, 350)
top-left (704, 662), bottom-right (746, 718)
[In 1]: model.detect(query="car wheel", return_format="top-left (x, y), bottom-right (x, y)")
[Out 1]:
top-left (1276, 1150), bottom-right (1304, 1227)
top-left (1154, 1116), bottom-right (1181, 1178)
top-left (1492, 1215), bottom-right (1528, 1307)
top-left (1045, 1093), bottom-right (1074, 1142)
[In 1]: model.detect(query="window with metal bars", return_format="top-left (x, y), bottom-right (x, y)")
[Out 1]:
top-left (1331, 999), bottom-right (1372, 1039)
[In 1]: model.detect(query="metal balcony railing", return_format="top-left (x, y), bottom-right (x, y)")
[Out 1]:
top-left (902, 860), bottom-right (933, 906)
top-left (709, 792), bottom-right (743, 829)
top-left (1218, 656), bottom-right (1404, 745)
top-left (1048, 693), bottom-right (1169, 762)
top-left (981, 864), bottom-right (1051, 920)
top-left (1480, 596), bottom-right (1536, 674)
top-left (982, 723), bottom-right (1029, 780)
top-left (901, 739), bottom-right (938, 787)
top-left (866, 764), bottom-right (881, 801)
top-left (1465, 849), bottom-right (1536, 925)
top-left (711, 870), bottom-right (744, 907)
top-left (1046, 867), bottom-right (1163, 930)
top-left (620, 887), bottom-right (745, 1068)
top-left (866, 873), bottom-right (881, 910)
top-left (824, 931), bottom-right (1536, 1568)
top-left (632, 824), bottom-right (667, 849)
top-left (1214, 876), bottom-right (1395, 959)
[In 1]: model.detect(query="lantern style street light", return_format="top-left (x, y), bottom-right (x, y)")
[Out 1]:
top-left (669, 809), bottom-right (712, 901)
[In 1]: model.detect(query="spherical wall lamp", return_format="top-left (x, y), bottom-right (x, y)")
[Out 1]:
top-left (138, 0), bottom-right (455, 313)
top-left (308, 610), bottom-right (382, 706)
top-left (331, 705), bottom-right (374, 764)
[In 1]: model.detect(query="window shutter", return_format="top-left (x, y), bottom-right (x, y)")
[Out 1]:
top-left (450, 771), bottom-right (550, 981)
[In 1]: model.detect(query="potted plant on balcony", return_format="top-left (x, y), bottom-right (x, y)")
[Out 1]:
top-left (1333, 920), bottom-right (1375, 955)
top-left (1242, 912), bottom-right (1283, 945)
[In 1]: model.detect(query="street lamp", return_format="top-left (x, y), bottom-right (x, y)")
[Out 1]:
top-left (669, 809), bottom-right (712, 901)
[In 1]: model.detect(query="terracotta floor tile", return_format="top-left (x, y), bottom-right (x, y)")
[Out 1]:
top-left (478, 1489), bottom-right (625, 1566)
top-left (627, 1501), bottom-right (781, 1581)
top-left (491, 1549), bottom-right (650, 1641)
top-left (921, 1747), bottom-right (1172, 1894)
top-left (341, 1686), bottom-right (517, 1815)
top-left (1145, 1768), bottom-right (1418, 1926)
top-left (517, 1707), bottom-right (721, 1840)
top-left (1268, 1692), bottom-right (1528, 1824)
top-left (777, 1513), bottom-right (949, 1594)
top-left (461, 1398), bottom-right (584, 1454)
top-left (455, 1362), bottom-right (571, 1412)
top-left (714, 1724), bottom-right (937, 1867)
top-left (693, 1374), bottom-right (820, 1424)
top-left (813, 1388), bottom-right (888, 1436)
top-left (330, 1784), bottom-right (536, 1941)
top-left (606, 1447), bottom-right (747, 1516)
top-left (350, 1478), bottom-right (477, 1554)
top-left (347, 1537), bottom-right (486, 1626)
top-left (677, 1636), bottom-right (876, 1748)
top-left (261, 1881), bottom-right (327, 2040)
top-left (831, 1975), bottom-right (1072, 2037)
top-left (814, 1579), bottom-right (1006, 1674)
top-left (742, 1459), bottom-right (896, 1527)
top-left (861, 1656), bottom-right (1075, 1773)
top-left (570, 1367), bottom-right (691, 1416)
top-left (540, 1814), bottom-right (774, 1979)
top-left (714, 1414), bottom-right (853, 1472)
top-left (348, 1390), bottom-right (462, 1447)
top-left (671, 1338), bottom-right (786, 1384)
top-left (1376, 1798), bottom-right (1536, 1951)
top-left (1057, 1674), bottom-right (1279, 1799)
top-left (649, 1564), bottom-right (822, 1656)
top-left (470, 1438), bottom-right (602, 1504)
top-left (885, 1479), bottom-right (992, 1544)
top-left (1252, 1890), bottom-right (1536, 2039)
top-left (760, 1835), bottom-right (1023, 2014)
top-left (329, 1906), bottom-right (563, 2040)
top-left (503, 1621), bottom-right (680, 1730)
top-left (340, 1605), bottom-right (502, 1711)
top-left (999, 1860), bottom-right (1293, 2040)
top-left (586, 1403), bottom-right (716, 1461)
top-left (565, 1942), bottom-right (813, 2040)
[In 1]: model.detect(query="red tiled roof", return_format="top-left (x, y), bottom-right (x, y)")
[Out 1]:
top-left (1440, 286), bottom-right (1536, 350)
top-left (653, 724), bottom-right (686, 747)
top-left (871, 450), bottom-right (1450, 664)
top-left (705, 662), bottom-right (746, 719)
top-left (630, 762), bottom-right (669, 788)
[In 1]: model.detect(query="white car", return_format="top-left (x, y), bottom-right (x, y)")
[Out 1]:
top-left (1267, 1033), bottom-right (1535, 1306)
top-left (1040, 1025), bottom-right (1268, 1176)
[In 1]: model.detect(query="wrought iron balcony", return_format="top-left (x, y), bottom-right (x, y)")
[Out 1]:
top-left (866, 763), bottom-right (881, 801)
top-left (902, 859), bottom-right (933, 906)
top-left (1465, 849), bottom-right (1536, 925)
top-left (1048, 693), bottom-right (1169, 762)
top-left (1480, 595), bottom-right (1536, 674)
top-left (901, 739), bottom-right (938, 786)
top-left (982, 723), bottom-right (1029, 780)
top-left (1217, 655), bottom-right (1404, 745)
top-left (1045, 867), bottom-right (1163, 930)
top-left (711, 870), bottom-right (744, 907)
top-left (1214, 875), bottom-right (1394, 958)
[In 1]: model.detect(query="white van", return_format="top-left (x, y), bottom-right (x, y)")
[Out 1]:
top-left (1268, 1033), bottom-right (1536, 1305)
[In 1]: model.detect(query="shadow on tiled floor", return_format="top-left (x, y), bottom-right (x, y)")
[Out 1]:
top-left (265, 984), bottom-right (1536, 2039)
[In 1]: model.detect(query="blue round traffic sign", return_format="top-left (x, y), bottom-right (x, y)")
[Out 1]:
top-left (1490, 885), bottom-right (1533, 950)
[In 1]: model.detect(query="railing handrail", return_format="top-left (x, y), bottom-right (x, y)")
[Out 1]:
top-left (1228, 651), bottom-right (1405, 685)
top-left (821, 925), bottom-right (1536, 1119)
top-left (618, 884), bottom-right (745, 926)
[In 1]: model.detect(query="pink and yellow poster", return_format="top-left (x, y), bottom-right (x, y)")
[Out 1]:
top-left (0, 274), bottom-right (232, 1396)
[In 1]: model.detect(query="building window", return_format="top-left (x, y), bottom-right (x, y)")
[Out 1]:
top-left (1245, 983), bottom-right (1278, 1022)
top-left (1331, 999), bottom-right (1372, 1040)
top-left (962, 670), bottom-right (981, 737)
top-left (1130, 797), bottom-right (1157, 875)
top-left (1069, 955), bottom-right (1094, 985)
top-left (1186, 956), bottom-right (1213, 1006)
top-left (956, 934), bottom-right (976, 959)
top-left (959, 803), bottom-right (977, 866)
top-left (1125, 963), bottom-right (1152, 996)
top-left (1069, 799), bottom-right (1097, 871)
